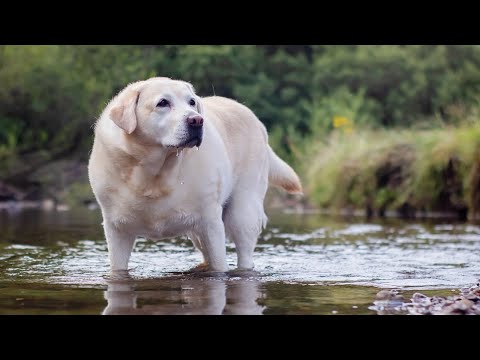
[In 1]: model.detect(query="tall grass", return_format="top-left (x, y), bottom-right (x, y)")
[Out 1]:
top-left (303, 118), bottom-right (480, 219)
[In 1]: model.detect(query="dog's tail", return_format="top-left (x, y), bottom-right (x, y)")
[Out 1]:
top-left (267, 145), bottom-right (303, 195)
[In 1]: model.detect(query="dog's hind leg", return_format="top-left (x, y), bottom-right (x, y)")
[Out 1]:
top-left (223, 193), bottom-right (267, 270)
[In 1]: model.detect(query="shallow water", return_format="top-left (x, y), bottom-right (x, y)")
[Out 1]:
top-left (0, 208), bottom-right (479, 315)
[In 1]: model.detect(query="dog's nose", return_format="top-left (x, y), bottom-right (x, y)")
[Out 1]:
top-left (187, 115), bottom-right (203, 127)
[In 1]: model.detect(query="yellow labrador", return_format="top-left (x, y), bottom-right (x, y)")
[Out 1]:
top-left (88, 77), bottom-right (302, 273)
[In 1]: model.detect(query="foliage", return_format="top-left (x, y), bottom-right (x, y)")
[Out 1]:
top-left (312, 45), bottom-right (480, 126)
top-left (1, 46), bottom-right (480, 162)
top-left (1, 45), bottom-right (480, 215)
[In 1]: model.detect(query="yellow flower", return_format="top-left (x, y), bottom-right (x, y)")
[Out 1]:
top-left (333, 116), bottom-right (351, 128)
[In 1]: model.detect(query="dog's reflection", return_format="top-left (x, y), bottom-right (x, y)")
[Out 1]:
top-left (103, 275), bottom-right (265, 315)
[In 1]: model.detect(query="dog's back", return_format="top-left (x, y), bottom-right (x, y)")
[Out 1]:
top-left (203, 96), bottom-right (302, 195)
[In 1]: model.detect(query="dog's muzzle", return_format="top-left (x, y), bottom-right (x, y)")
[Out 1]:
top-left (183, 115), bottom-right (203, 147)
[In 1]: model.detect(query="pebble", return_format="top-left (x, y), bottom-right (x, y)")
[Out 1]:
top-left (372, 281), bottom-right (480, 315)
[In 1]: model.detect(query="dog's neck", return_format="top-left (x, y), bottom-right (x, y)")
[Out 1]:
top-left (131, 145), bottom-right (172, 177)
top-left (103, 132), bottom-right (187, 198)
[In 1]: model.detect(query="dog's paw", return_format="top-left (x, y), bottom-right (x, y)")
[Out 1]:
top-left (187, 262), bottom-right (210, 273)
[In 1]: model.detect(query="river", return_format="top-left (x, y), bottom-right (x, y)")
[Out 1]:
top-left (0, 208), bottom-right (479, 314)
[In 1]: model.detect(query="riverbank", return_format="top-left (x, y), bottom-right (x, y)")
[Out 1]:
top-left (303, 121), bottom-right (480, 220)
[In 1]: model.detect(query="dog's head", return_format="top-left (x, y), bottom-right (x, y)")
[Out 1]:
top-left (109, 77), bottom-right (204, 149)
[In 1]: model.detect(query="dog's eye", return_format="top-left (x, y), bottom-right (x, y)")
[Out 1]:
top-left (157, 99), bottom-right (169, 108)
top-left (189, 98), bottom-right (196, 106)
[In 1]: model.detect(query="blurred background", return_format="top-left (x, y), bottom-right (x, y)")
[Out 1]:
top-left (1, 45), bottom-right (479, 219)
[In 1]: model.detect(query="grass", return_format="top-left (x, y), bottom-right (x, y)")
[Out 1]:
top-left (302, 119), bottom-right (480, 219)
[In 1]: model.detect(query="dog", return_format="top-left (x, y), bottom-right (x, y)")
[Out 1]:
top-left (88, 77), bottom-right (302, 273)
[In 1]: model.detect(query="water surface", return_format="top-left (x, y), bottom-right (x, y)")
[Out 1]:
top-left (0, 208), bottom-right (479, 314)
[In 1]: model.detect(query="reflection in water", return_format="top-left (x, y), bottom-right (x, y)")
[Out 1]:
top-left (1, 208), bottom-right (480, 314)
top-left (103, 275), bottom-right (265, 315)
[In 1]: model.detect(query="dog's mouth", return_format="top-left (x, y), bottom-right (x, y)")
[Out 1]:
top-left (166, 127), bottom-right (203, 150)
top-left (176, 136), bottom-right (203, 149)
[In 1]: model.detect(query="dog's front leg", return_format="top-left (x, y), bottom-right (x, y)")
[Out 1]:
top-left (103, 221), bottom-right (136, 272)
top-left (196, 210), bottom-right (228, 272)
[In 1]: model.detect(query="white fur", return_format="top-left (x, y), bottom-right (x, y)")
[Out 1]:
top-left (88, 77), bottom-right (301, 273)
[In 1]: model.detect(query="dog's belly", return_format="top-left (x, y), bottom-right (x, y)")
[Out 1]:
top-left (139, 221), bottom-right (190, 240)
top-left (130, 209), bottom-right (196, 240)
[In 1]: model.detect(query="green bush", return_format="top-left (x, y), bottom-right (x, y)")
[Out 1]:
top-left (312, 45), bottom-right (480, 127)
top-left (1, 45), bottom-right (480, 191)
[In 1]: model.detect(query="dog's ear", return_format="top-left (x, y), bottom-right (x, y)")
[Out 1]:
top-left (109, 90), bottom-right (140, 134)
